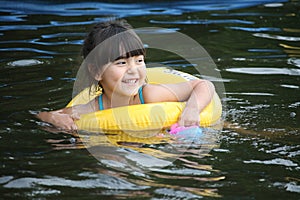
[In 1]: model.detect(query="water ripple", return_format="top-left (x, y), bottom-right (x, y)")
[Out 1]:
top-left (274, 182), bottom-right (300, 193)
top-left (0, 38), bottom-right (83, 46)
top-left (229, 26), bottom-right (281, 32)
top-left (280, 84), bottom-right (299, 89)
top-left (7, 59), bottom-right (43, 67)
top-left (0, 47), bottom-right (60, 55)
top-left (226, 67), bottom-right (300, 76)
top-left (253, 33), bottom-right (300, 42)
top-left (211, 12), bottom-right (280, 17)
top-left (284, 182), bottom-right (300, 193)
top-left (0, 20), bottom-right (97, 31)
top-left (150, 19), bottom-right (254, 25)
top-left (41, 32), bottom-right (85, 39)
top-left (264, 3), bottom-right (284, 7)
top-left (0, 175), bottom-right (14, 184)
top-left (4, 174), bottom-right (148, 190)
top-left (244, 158), bottom-right (298, 167)
top-left (0, 0), bottom-right (298, 199)
top-left (248, 48), bottom-right (281, 52)
top-left (288, 58), bottom-right (300, 68)
top-left (0, 0), bottom-right (288, 17)
top-left (0, 24), bottom-right (47, 31)
top-left (0, 15), bottom-right (26, 22)
top-left (154, 188), bottom-right (202, 199)
top-left (150, 167), bottom-right (211, 176)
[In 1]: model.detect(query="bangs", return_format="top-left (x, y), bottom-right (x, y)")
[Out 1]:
top-left (108, 30), bottom-right (146, 62)
top-left (114, 49), bottom-right (145, 61)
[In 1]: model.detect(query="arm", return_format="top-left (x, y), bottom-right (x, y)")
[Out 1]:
top-left (36, 107), bottom-right (78, 130)
top-left (178, 79), bottom-right (215, 126)
top-left (36, 99), bottom-right (96, 130)
top-left (143, 79), bottom-right (215, 127)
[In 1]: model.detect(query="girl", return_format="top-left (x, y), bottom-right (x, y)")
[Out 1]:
top-left (37, 19), bottom-right (215, 130)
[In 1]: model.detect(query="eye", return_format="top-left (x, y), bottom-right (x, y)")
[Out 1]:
top-left (118, 61), bottom-right (127, 65)
top-left (135, 56), bottom-right (144, 64)
top-left (115, 60), bottom-right (126, 65)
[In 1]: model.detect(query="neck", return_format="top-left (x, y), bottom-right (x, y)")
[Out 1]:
top-left (102, 92), bottom-right (137, 109)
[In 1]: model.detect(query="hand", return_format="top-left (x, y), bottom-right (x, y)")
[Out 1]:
top-left (177, 106), bottom-right (200, 127)
top-left (37, 110), bottom-right (79, 130)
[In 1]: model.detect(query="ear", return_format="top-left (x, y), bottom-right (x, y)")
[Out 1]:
top-left (88, 63), bottom-right (102, 81)
top-left (94, 72), bottom-right (102, 81)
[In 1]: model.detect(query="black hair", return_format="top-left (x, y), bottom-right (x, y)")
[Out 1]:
top-left (80, 19), bottom-right (146, 94)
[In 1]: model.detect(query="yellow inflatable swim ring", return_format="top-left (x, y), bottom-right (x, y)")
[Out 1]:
top-left (67, 67), bottom-right (222, 132)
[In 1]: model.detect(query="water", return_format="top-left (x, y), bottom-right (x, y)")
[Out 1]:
top-left (1, 0), bottom-right (300, 199)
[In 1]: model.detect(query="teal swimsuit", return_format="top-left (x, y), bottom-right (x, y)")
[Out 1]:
top-left (98, 86), bottom-right (145, 111)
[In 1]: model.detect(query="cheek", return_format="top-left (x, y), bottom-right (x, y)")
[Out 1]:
top-left (114, 70), bottom-right (128, 82)
top-left (140, 66), bottom-right (147, 80)
top-left (104, 67), bottom-right (124, 81)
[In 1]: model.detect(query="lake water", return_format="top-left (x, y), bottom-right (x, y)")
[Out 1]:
top-left (0, 0), bottom-right (299, 199)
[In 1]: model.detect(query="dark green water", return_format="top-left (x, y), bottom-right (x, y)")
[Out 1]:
top-left (0, 0), bottom-right (299, 199)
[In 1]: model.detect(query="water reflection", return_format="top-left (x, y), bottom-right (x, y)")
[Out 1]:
top-left (37, 126), bottom-right (224, 198)
top-left (46, 127), bottom-right (221, 168)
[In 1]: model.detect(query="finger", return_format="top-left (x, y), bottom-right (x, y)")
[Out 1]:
top-left (61, 122), bottom-right (74, 131)
top-left (177, 119), bottom-right (184, 127)
top-left (71, 123), bottom-right (78, 130)
top-left (183, 120), bottom-right (198, 127)
top-left (71, 113), bottom-right (80, 120)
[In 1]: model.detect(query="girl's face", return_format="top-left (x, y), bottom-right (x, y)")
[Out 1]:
top-left (99, 55), bottom-right (146, 97)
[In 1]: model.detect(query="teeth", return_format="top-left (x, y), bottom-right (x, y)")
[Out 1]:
top-left (124, 79), bottom-right (136, 83)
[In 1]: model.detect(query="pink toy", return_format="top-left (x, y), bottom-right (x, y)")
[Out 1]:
top-left (169, 123), bottom-right (199, 134)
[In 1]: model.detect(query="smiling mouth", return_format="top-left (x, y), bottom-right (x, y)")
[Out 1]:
top-left (122, 79), bottom-right (138, 84)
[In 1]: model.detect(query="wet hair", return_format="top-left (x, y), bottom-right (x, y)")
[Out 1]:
top-left (82, 19), bottom-right (145, 59)
top-left (80, 19), bottom-right (146, 94)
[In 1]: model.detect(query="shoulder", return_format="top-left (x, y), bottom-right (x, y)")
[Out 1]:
top-left (142, 84), bottom-right (179, 103)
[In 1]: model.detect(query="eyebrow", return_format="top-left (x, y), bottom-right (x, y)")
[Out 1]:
top-left (114, 54), bottom-right (143, 61)
top-left (114, 55), bottom-right (127, 61)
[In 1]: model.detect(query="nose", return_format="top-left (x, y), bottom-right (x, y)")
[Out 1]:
top-left (127, 59), bottom-right (138, 73)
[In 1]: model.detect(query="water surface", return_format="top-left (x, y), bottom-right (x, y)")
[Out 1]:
top-left (0, 0), bottom-right (299, 199)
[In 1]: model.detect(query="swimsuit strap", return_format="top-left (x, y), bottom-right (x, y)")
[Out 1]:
top-left (98, 94), bottom-right (104, 111)
top-left (98, 86), bottom-right (144, 111)
top-left (138, 86), bottom-right (145, 104)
